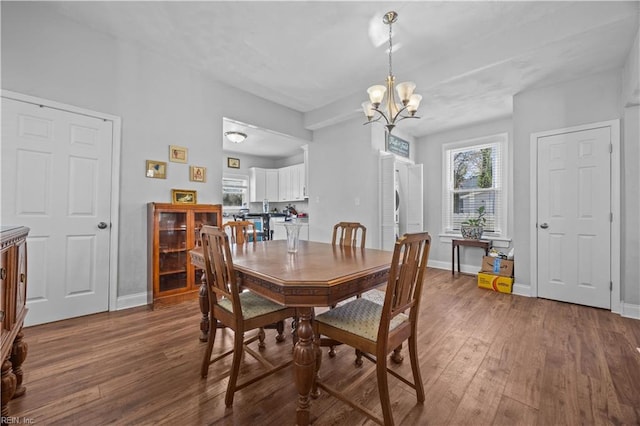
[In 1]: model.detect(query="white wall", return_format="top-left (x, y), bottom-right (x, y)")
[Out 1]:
top-left (512, 69), bottom-right (634, 302)
top-left (1, 3), bottom-right (311, 299)
top-left (307, 118), bottom-right (381, 247)
top-left (415, 117), bottom-right (513, 269)
top-left (622, 105), bottom-right (640, 308)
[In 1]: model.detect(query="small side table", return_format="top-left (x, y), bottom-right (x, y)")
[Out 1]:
top-left (452, 239), bottom-right (491, 274)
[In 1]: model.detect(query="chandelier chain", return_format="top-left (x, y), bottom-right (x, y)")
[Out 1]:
top-left (388, 19), bottom-right (393, 78)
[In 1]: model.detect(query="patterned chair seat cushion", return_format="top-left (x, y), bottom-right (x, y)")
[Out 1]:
top-left (335, 288), bottom-right (386, 307)
top-left (360, 289), bottom-right (386, 304)
top-left (218, 291), bottom-right (287, 320)
top-left (315, 297), bottom-right (408, 341)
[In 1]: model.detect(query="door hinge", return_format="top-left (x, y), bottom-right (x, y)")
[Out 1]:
top-left (610, 281), bottom-right (613, 291)
top-left (609, 144), bottom-right (613, 154)
top-left (610, 212), bottom-right (613, 223)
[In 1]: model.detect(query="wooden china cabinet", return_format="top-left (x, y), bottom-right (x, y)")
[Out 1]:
top-left (147, 203), bottom-right (222, 306)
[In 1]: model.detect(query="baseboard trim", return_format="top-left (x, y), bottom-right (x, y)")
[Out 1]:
top-left (621, 302), bottom-right (640, 320)
top-left (512, 282), bottom-right (532, 297)
top-left (428, 259), bottom-right (479, 275)
top-left (116, 292), bottom-right (149, 311)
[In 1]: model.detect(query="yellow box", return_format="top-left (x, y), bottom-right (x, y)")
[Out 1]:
top-left (477, 272), bottom-right (514, 293)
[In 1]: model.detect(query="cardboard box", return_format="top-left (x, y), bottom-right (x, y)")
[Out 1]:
top-left (481, 256), bottom-right (514, 277)
top-left (477, 272), bottom-right (514, 293)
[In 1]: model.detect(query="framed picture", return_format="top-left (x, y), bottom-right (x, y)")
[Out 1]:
top-left (171, 189), bottom-right (197, 205)
top-left (145, 160), bottom-right (167, 179)
top-left (190, 166), bottom-right (206, 182)
top-left (169, 145), bottom-right (188, 163)
top-left (227, 157), bottom-right (240, 169)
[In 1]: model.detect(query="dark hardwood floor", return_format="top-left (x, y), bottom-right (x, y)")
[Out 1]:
top-left (7, 268), bottom-right (640, 425)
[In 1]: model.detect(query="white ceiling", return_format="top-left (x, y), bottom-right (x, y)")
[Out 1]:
top-left (44, 1), bottom-right (639, 156)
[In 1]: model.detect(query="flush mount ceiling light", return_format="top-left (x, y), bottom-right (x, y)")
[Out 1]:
top-left (224, 131), bottom-right (247, 143)
top-left (362, 11), bottom-right (422, 134)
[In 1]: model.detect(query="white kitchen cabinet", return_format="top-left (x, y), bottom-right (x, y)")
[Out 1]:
top-left (250, 167), bottom-right (279, 202)
top-left (265, 169), bottom-right (279, 201)
top-left (278, 166), bottom-right (291, 201)
top-left (278, 163), bottom-right (306, 202)
top-left (291, 163), bottom-right (305, 200)
top-left (249, 167), bottom-right (266, 202)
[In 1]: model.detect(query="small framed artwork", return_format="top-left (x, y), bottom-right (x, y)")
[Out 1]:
top-left (227, 157), bottom-right (240, 169)
top-left (145, 160), bottom-right (167, 179)
top-left (386, 133), bottom-right (410, 158)
top-left (171, 189), bottom-right (197, 205)
top-left (169, 145), bottom-right (188, 163)
top-left (190, 166), bottom-right (206, 182)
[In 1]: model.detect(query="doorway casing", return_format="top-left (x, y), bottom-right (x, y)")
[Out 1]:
top-left (529, 119), bottom-right (620, 314)
top-left (1, 89), bottom-right (122, 316)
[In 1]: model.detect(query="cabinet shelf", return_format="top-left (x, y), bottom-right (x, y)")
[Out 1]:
top-left (159, 248), bottom-right (186, 254)
top-left (159, 268), bottom-right (186, 276)
top-left (148, 203), bottom-right (221, 306)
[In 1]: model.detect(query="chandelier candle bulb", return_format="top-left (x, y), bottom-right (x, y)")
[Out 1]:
top-left (396, 81), bottom-right (416, 104)
top-left (362, 102), bottom-right (375, 121)
top-left (367, 85), bottom-right (386, 106)
top-left (407, 94), bottom-right (422, 114)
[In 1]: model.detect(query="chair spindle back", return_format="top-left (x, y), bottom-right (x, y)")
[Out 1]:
top-left (223, 220), bottom-right (257, 245)
top-left (200, 225), bottom-right (241, 314)
top-left (379, 232), bottom-right (431, 339)
top-left (332, 222), bottom-right (367, 249)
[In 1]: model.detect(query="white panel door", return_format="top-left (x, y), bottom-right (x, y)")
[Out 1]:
top-left (379, 153), bottom-right (396, 251)
top-left (1, 97), bottom-right (113, 325)
top-left (406, 164), bottom-right (424, 233)
top-left (537, 127), bottom-right (611, 309)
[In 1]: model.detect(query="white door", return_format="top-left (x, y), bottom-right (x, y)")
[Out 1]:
top-left (537, 126), bottom-right (611, 309)
top-left (1, 97), bottom-right (114, 325)
top-left (379, 153), bottom-right (396, 251)
top-left (405, 164), bottom-right (424, 233)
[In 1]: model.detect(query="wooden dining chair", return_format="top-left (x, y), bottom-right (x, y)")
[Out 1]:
top-left (332, 221), bottom-right (366, 249)
top-left (199, 225), bottom-right (296, 407)
top-left (313, 232), bottom-right (431, 426)
top-left (224, 220), bottom-right (285, 339)
top-left (321, 221), bottom-right (368, 356)
top-left (223, 220), bottom-right (258, 244)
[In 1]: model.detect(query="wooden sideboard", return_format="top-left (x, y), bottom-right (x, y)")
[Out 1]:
top-left (1, 226), bottom-right (29, 419)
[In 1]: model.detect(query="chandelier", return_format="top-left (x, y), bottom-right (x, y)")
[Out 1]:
top-left (362, 11), bottom-right (422, 134)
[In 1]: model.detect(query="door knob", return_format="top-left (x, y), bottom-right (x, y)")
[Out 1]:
top-left (98, 222), bottom-right (108, 229)
top-left (540, 223), bottom-right (549, 229)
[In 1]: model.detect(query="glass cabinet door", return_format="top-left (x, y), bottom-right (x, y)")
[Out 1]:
top-left (193, 212), bottom-right (219, 246)
top-left (158, 211), bottom-right (187, 292)
top-left (193, 211), bottom-right (219, 285)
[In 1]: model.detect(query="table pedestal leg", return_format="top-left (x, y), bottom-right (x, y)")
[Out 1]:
top-left (294, 307), bottom-right (315, 426)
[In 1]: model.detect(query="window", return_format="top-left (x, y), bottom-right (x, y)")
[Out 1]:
top-left (442, 133), bottom-right (507, 237)
top-left (222, 176), bottom-right (248, 208)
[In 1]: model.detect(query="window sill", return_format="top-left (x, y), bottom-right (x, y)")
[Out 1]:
top-left (438, 233), bottom-right (512, 248)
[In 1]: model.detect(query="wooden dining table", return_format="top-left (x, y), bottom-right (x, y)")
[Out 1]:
top-left (190, 239), bottom-right (392, 425)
